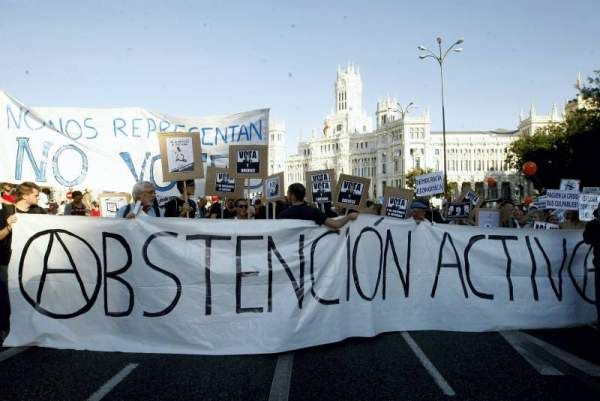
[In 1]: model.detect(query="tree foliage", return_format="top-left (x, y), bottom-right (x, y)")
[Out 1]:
top-left (405, 167), bottom-right (434, 190)
top-left (507, 70), bottom-right (600, 190)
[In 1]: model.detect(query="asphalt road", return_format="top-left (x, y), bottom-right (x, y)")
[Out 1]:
top-left (1, 326), bottom-right (600, 401)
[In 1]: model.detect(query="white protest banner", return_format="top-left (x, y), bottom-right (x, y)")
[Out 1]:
top-left (545, 189), bottom-right (580, 211)
top-left (415, 171), bottom-right (444, 197)
top-left (560, 179), bottom-right (580, 192)
top-left (582, 187), bottom-right (600, 194)
top-left (6, 214), bottom-right (594, 355)
top-left (0, 91), bottom-right (268, 196)
top-left (579, 193), bottom-right (600, 222)
top-left (533, 221), bottom-right (560, 230)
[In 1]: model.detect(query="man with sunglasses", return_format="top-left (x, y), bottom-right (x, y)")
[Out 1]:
top-left (235, 198), bottom-right (252, 219)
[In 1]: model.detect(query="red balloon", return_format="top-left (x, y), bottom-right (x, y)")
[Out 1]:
top-left (522, 161), bottom-right (538, 177)
top-left (523, 195), bottom-right (534, 205)
top-left (486, 177), bottom-right (497, 187)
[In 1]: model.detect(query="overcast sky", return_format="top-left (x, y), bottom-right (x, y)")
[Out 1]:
top-left (2, 0), bottom-right (599, 154)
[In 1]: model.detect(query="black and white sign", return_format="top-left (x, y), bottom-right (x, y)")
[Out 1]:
top-left (415, 171), bottom-right (444, 197)
top-left (385, 197), bottom-right (409, 218)
top-left (215, 172), bottom-right (236, 193)
top-left (311, 173), bottom-right (333, 203)
top-left (464, 191), bottom-right (480, 206)
top-left (579, 193), bottom-right (600, 222)
top-left (545, 189), bottom-right (580, 211)
top-left (236, 150), bottom-right (260, 174)
top-left (166, 137), bottom-right (194, 173)
top-left (447, 202), bottom-right (471, 220)
top-left (560, 179), bottom-right (580, 192)
top-left (266, 178), bottom-right (280, 198)
top-left (338, 180), bottom-right (364, 205)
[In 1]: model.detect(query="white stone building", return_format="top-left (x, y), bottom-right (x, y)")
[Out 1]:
top-left (277, 64), bottom-right (573, 200)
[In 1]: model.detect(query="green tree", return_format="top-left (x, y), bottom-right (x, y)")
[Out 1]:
top-left (507, 70), bottom-right (600, 190)
top-left (405, 167), bottom-right (434, 190)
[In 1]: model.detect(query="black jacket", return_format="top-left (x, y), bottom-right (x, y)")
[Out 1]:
top-left (583, 219), bottom-right (600, 266)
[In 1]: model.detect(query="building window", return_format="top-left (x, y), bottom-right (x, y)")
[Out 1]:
top-left (337, 124), bottom-right (342, 132)
top-left (435, 149), bottom-right (439, 155)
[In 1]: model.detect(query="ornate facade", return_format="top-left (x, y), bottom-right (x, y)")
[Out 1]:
top-left (274, 64), bottom-right (575, 199)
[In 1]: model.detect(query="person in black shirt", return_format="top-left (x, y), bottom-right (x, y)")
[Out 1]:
top-left (584, 207), bottom-right (600, 327)
top-left (164, 180), bottom-right (197, 218)
top-left (278, 183), bottom-right (357, 229)
top-left (0, 182), bottom-right (46, 344)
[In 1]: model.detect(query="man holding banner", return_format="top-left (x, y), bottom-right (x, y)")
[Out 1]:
top-left (279, 183), bottom-right (357, 229)
top-left (583, 207), bottom-right (600, 326)
top-left (116, 181), bottom-right (163, 218)
top-left (0, 182), bottom-right (46, 344)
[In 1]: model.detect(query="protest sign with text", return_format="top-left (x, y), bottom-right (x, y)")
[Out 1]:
top-left (381, 188), bottom-right (413, 219)
top-left (545, 189), bottom-right (580, 211)
top-left (6, 214), bottom-right (594, 355)
top-left (415, 171), bottom-right (444, 197)
top-left (579, 193), bottom-right (600, 222)
top-left (0, 91), bottom-right (268, 196)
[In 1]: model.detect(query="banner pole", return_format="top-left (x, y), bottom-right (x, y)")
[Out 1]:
top-left (430, 199), bottom-right (434, 225)
top-left (266, 201), bottom-right (269, 219)
top-left (183, 181), bottom-right (190, 218)
top-left (221, 197), bottom-right (225, 219)
top-left (273, 202), bottom-right (277, 219)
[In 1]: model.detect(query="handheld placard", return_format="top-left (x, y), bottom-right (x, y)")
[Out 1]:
top-left (132, 200), bottom-right (142, 216)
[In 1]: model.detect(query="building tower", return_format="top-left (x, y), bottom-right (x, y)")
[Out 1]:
top-left (335, 63), bottom-right (363, 114)
top-left (268, 120), bottom-right (287, 175)
top-left (375, 96), bottom-right (400, 129)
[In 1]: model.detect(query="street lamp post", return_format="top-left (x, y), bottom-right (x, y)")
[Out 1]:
top-left (418, 37), bottom-right (463, 197)
top-left (396, 101), bottom-right (414, 120)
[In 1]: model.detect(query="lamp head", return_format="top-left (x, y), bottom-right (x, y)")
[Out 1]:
top-left (436, 37), bottom-right (442, 44)
top-left (453, 48), bottom-right (463, 52)
top-left (419, 55), bottom-right (427, 59)
top-left (456, 38), bottom-right (464, 44)
top-left (417, 45), bottom-right (427, 51)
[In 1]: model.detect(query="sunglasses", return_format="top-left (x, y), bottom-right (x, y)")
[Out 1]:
top-left (237, 204), bottom-right (248, 209)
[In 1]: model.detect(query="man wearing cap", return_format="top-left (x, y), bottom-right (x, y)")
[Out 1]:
top-left (408, 199), bottom-right (429, 224)
top-left (583, 207), bottom-right (600, 327)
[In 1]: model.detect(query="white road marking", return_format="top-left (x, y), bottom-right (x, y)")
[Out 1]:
top-left (87, 363), bottom-right (139, 401)
top-left (401, 332), bottom-right (456, 396)
top-left (499, 331), bottom-right (562, 375)
top-left (268, 353), bottom-right (294, 401)
top-left (516, 331), bottom-right (600, 377)
top-left (0, 346), bottom-right (31, 363)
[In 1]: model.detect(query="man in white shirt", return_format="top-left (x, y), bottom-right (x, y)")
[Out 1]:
top-left (115, 181), bottom-right (163, 218)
